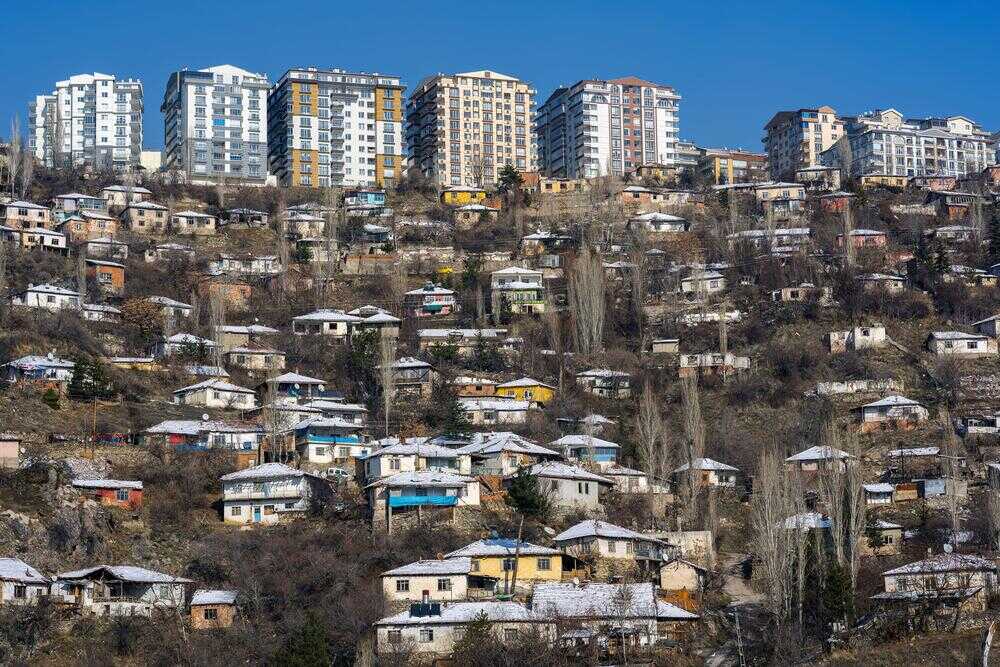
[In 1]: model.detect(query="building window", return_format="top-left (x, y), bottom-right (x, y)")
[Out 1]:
top-left (115, 489), bottom-right (129, 501)
top-left (504, 628), bottom-right (517, 642)
top-left (419, 629), bottom-right (434, 643)
top-left (230, 506), bottom-right (242, 515)
top-left (437, 578), bottom-right (452, 592)
top-left (203, 608), bottom-right (218, 620)
top-left (396, 579), bottom-right (410, 592)
top-left (14, 585), bottom-right (26, 599)
top-left (502, 558), bottom-right (515, 571)
top-left (388, 630), bottom-right (402, 644)
top-left (537, 558), bottom-right (551, 571)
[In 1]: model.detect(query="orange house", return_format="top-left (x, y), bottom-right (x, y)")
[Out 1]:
top-left (197, 277), bottom-right (252, 311)
top-left (86, 259), bottom-right (125, 294)
top-left (71, 479), bottom-right (143, 509)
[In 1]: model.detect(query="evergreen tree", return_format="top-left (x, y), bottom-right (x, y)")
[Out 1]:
top-left (424, 381), bottom-right (471, 437)
top-left (273, 613), bottom-right (330, 667)
top-left (505, 468), bottom-right (551, 519)
top-left (497, 164), bottom-right (523, 196)
top-left (822, 562), bottom-right (854, 631)
top-left (452, 612), bottom-right (496, 661)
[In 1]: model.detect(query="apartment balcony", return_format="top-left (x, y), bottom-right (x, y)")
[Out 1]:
top-left (224, 488), bottom-right (304, 502)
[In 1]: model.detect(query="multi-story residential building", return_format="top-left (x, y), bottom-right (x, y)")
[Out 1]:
top-left (536, 77), bottom-right (680, 179)
top-left (698, 149), bottom-right (768, 184)
top-left (673, 139), bottom-right (701, 175)
top-left (820, 108), bottom-right (996, 179)
top-left (161, 65), bottom-right (269, 185)
top-left (407, 70), bottom-right (535, 187)
top-left (29, 73), bottom-right (143, 171)
top-left (267, 67), bottom-right (404, 188)
top-left (763, 106), bottom-right (842, 180)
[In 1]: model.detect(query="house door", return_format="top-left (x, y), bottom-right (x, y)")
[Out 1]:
top-left (253, 506), bottom-right (262, 523)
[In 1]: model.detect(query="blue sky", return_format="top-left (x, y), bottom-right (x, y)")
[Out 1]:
top-left (3, 0), bottom-right (999, 151)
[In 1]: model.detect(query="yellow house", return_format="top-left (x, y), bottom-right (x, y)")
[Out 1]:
top-left (495, 377), bottom-right (556, 405)
top-left (440, 185), bottom-right (487, 206)
top-left (860, 174), bottom-right (909, 189)
top-left (444, 539), bottom-right (564, 589)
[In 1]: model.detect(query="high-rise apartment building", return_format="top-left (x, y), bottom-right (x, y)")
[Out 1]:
top-left (762, 106), bottom-right (842, 180)
top-left (267, 67), bottom-right (404, 188)
top-left (406, 70), bottom-right (535, 187)
top-left (161, 65), bottom-right (269, 184)
top-left (820, 108), bottom-right (996, 179)
top-left (29, 73), bottom-right (143, 171)
top-left (536, 77), bottom-right (680, 179)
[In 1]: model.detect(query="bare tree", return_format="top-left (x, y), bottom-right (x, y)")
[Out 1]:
top-left (635, 381), bottom-right (668, 493)
top-left (8, 118), bottom-right (22, 199)
top-left (940, 408), bottom-right (962, 546)
top-left (987, 474), bottom-right (1000, 553)
top-left (0, 242), bottom-right (7, 324)
top-left (378, 336), bottom-right (397, 438)
top-left (680, 376), bottom-right (706, 527)
top-left (568, 244), bottom-right (605, 355)
top-left (76, 252), bottom-right (87, 304)
top-left (209, 291), bottom-right (226, 368)
top-left (842, 203), bottom-right (856, 269)
top-left (845, 444), bottom-right (867, 589)
top-left (819, 430), bottom-right (847, 567)
top-left (18, 151), bottom-right (34, 200)
top-left (751, 449), bottom-right (796, 626)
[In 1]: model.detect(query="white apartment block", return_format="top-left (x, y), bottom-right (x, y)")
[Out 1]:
top-left (161, 65), bottom-right (269, 184)
top-left (406, 70), bottom-right (536, 187)
top-left (29, 73), bottom-right (143, 171)
top-left (267, 67), bottom-right (404, 188)
top-left (762, 106), bottom-right (842, 180)
top-left (820, 108), bottom-right (996, 179)
top-left (536, 77), bottom-right (680, 178)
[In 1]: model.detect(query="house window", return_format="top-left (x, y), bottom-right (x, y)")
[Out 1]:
top-left (158, 585), bottom-right (171, 598)
top-left (607, 540), bottom-right (617, 554)
top-left (14, 585), bottom-right (26, 599)
top-left (470, 559), bottom-right (480, 572)
top-left (537, 558), bottom-right (551, 571)
top-left (419, 629), bottom-right (434, 643)
top-left (116, 489), bottom-right (129, 502)
top-left (504, 628), bottom-right (518, 642)
top-left (396, 579), bottom-right (410, 592)
top-left (203, 608), bottom-right (218, 620)
top-left (437, 578), bottom-right (452, 591)
top-left (502, 558), bottom-right (516, 571)
top-left (388, 630), bottom-right (402, 644)
top-left (230, 506), bottom-right (242, 515)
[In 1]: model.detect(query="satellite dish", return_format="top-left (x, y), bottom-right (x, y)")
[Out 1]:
top-left (318, 385), bottom-right (325, 392)
top-left (294, 383), bottom-right (301, 390)
top-left (202, 414), bottom-right (210, 421)
top-left (436, 552), bottom-right (444, 560)
top-left (542, 526), bottom-right (556, 536)
top-left (943, 543), bottom-right (954, 553)
top-left (572, 577), bottom-right (579, 586)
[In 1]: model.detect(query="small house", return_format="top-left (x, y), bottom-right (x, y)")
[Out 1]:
top-left (551, 434), bottom-right (620, 465)
top-left (11, 283), bottom-right (80, 311)
top-left (190, 589), bottom-right (238, 629)
top-left (85, 259), bottom-right (126, 295)
top-left (875, 554), bottom-right (997, 613)
top-left (671, 457), bottom-right (739, 489)
top-left (51, 565), bottom-right (190, 617)
top-left (785, 445), bottom-right (855, 473)
top-left (71, 479), bottom-right (143, 510)
top-left (524, 462), bottom-right (614, 510)
top-left (172, 211), bottom-right (217, 236)
top-left (856, 273), bottom-right (906, 294)
top-left (444, 539), bottom-right (564, 589)
top-left (389, 357), bottom-right (435, 398)
top-left (459, 398), bottom-right (530, 426)
top-left (575, 368), bottom-right (632, 399)
top-left (926, 331), bottom-right (997, 357)
top-left (862, 520), bottom-right (903, 556)
top-left (827, 323), bottom-right (886, 353)
top-left (837, 228), bottom-right (887, 249)
top-left (403, 283), bottom-right (457, 318)
top-left (855, 395), bottom-right (928, 431)
top-left (381, 557), bottom-right (481, 603)
top-left (0, 558), bottom-right (49, 605)
top-left (220, 463), bottom-right (327, 525)
top-left (552, 520), bottom-right (675, 576)
top-left (680, 271), bottom-right (726, 296)
top-left (292, 309), bottom-right (361, 338)
top-left (172, 379), bottom-right (257, 410)
top-left (495, 377), bottom-right (555, 405)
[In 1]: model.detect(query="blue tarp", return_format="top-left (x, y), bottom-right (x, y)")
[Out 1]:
top-left (388, 495), bottom-right (458, 508)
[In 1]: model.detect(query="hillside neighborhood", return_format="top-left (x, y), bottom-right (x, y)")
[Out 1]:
top-left (3, 59), bottom-right (1000, 666)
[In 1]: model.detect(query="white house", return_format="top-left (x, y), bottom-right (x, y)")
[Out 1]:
top-left (50, 565), bottom-right (190, 617)
top-left (875, 554), bottom-right (998, 612)
top-left (525, 462), bottom-right (614, 510)
top-left (926, 331), bottom-right (997, 357)
top-left (552, 520), bottom-right (675, 566)
top-left (454, 432), bottom-right (561, 476)
top-left (0, 558), bottom-right (49, 605)
top-left (856, 395), bottom-right (929, 428)
top-left (367, 470), bottom-right (481, 525)
top-left (220, 462), bottom-right (326, 525)
top-left (381, 557), bottom-right (477, 603)
top-left (375, 601), bottom-right (549, 658)
top-left (172, 210), bottom-right (217, 235)
top-left (459, 398), bottom-right (530, 426)
top-left (172, 379), bottom-right (257, 410)
top-left (551, 434), bottom-right (620, 465)
top-left (3, 353), bottom-right (75, 385)
top-left (152, 332), bottom-right (217, 357)
top-left (680, 271), bottom-right (726, 296)
top-left (292, 309), bottom-right (361, 338)
top-left (11, 283), bottom-right (80, 311)
top-left (531, 582), bottom-right (697, 646)
top-left (101, 184), bottom-right (153, 207)
top-left (575, 368), bottom-right (632, 399)
top-left (973, 314), bottom-right (1000, 338)
top-left (671, 457), bottom-right (739, 488)
top-left (81, 303), bottom-right (121, 322)
top-left (629, 211), bottom-right (689, 234)
top-left (365, 440), bottom-right (470, 481)
top-left (856, 273), bottom-right (906, 293)
top-left (827, 323), bottom-right (886, 353)
top-left (785, 445), bottom-right (856, 473)
top-left (602, 465), bottom-right (652, 493)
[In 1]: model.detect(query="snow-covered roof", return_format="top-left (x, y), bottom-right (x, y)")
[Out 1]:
top-left (143, 419), bottom-right (262, 435)
top-left (377, 601), bottom-right (540, 626)
top-left (862, 395), bottom-right (922, 409)
top-left (456, 432), bottom-right (559, 458)
top-left (929, 330), bottom-right (987, 341)
top-left (71, 479), bottom-right (143, 490)
top-left (418, 328), bottom-right (506, 339)
top-left (216, 324), bottom-right (280, 335)
top-left (672, 457), bottom-right (739, 473)
top-left (265, 371), bottom-right (326, 386)
top-left (497, 377), bottom-right (554, 389)
top-left (885, 447), bottom-right (939, 458)
top-left (527, 462), bottom-right (614, 484)
top-left (864, 483), bottom-right (895, 494)
top-left (173, 379), bottom-right (255, 396)
top-left (0, 557), bottom-right (48, 583)
top-left (191, 589), bottom-right (239, 605)
top-left (392, 356), bottom-right (431, 369)
top-left (870, 519), bottom-right (902, 529)
top-left (369, 470), bottom-right (475, 489)
top-left (56, 565), bottom-right (192, 584)
top-left (576, 368), bottom-right (631, 378)
top-left (220, 462), bottom-right (308, 482)
top-left (459, 397), bottom-right (531, 412)
top-left (532, 582), bottom-right (698, 620)
top-left (445, 539), bottom-right (560, 559)
top-left (551, 434), bottom-right (620, 450)
top-left (883, 554), bottom-right (997, 576)
top-left (292, 309), bottom-right (362, 323)
top-left (289, 415), bottom-right (364, 431)
top-left (164, 332), bottom-right (215, 346)
top-left (603, 464), bottom-right (647, 477)
top-left (383, 557), bottom-right (473, 577)
top-left (553, 520), bottom-right (666, 545)
top-left (785, 445), bottom-right (854, 462)
top-left (19, 283), bottom-right (78, 296)
top-left (5, 354), bottom-right (75, 370)
top-left (783, 512), bottom-right (832, 530)
top-left (368, 441), bottom-right (459, 458)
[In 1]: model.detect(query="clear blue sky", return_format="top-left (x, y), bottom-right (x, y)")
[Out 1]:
top-left (3, 0), bottom-right (999, 152)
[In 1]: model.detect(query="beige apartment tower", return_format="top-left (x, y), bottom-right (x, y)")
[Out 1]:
top-left (406, 70), bottom-right (536, 188)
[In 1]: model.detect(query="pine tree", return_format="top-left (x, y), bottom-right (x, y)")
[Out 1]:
top-left (822, 562), bottom-right (854, 631)
top-left (505, 468), bottom-right (551, 518)
top-left (273, 613), bottom-right (330, 667)
top-left (425, 382), bottom-right (471, 437)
